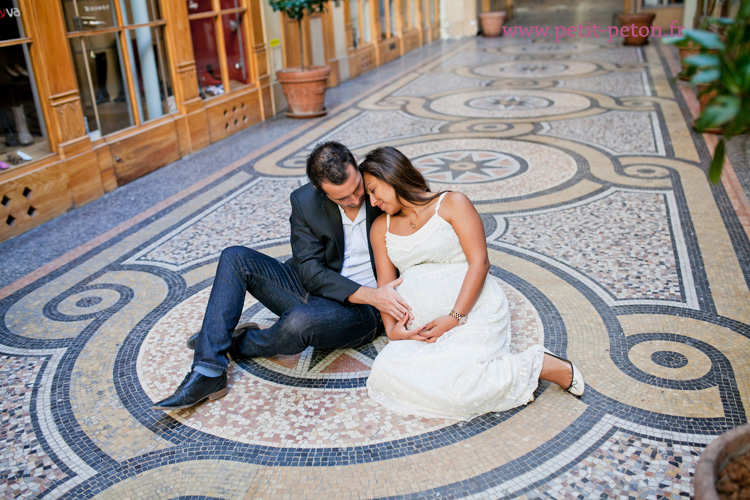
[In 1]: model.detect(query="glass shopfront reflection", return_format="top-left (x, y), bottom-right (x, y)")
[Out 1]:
top-left (62, 0), bottom-right (173, 139)
top-left (187, 0), bottom-right (252, 98)
top-left (0, 0), bottom-right (51, 169)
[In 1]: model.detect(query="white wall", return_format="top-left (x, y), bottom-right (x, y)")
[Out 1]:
top-left (440, 0), bottom-right (477, 39)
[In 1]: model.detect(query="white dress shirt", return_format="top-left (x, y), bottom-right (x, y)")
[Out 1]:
top-left (338, 204), bottom-right (376, 288)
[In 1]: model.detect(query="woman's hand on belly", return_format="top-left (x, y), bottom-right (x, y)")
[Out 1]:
top-left (387, 311), bottom-right (429, 341)
top-left (421, 315), bottom-right (458, 343)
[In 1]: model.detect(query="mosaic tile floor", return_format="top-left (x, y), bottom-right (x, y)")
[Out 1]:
top-left (2, 13), bottom-right (750, 500)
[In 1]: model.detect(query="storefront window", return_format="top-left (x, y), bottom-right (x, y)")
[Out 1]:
top-left (350, 0), bottom-right (360, 48)
top-left (389, 0), bottom-right (396, 36)
top-left (62, 0), bottom-right (174, 140)
top-left (0, 0), bottom-right (51, 169)
top-left (379, 0), bottom-right (386, 39)
top-left (378, 0), bottom-right (398, 39)
top-left (349, 0), bottom-right (372, 49)
top-left (362, 0), bottom-right (372, 43)
top-left (401, 0), bottom-right (409, 31)
top-left (187, 0), bottom-right (251, 98)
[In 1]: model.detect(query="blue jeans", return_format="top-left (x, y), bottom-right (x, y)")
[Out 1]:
top-left (192, 246), bottom-right (382, 373)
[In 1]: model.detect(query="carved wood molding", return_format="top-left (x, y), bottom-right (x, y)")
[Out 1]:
top-left (176, 60), bottom-right (197, 72)
top-left (50, 98), bottom-right (87, 143)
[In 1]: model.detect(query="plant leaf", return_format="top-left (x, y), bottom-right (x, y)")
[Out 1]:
top-left (662, 35), bottom-right (687, 45)
top-left (703, 16), bottom-right (735, 25)
top-left (684, 29), bottom-right (726, 50)
top-left (739, 0), bottom-right (750, 19)
top-left (684, 53), bottom-right (721, 68)
top-left (740, 56), bottom-right (750, 92)
top-left (695, 96), bottom-right (740, 129)
top-left (708, 139), bottom-right (726, 184)
top-left (691, 69), bottom-right (721, 84)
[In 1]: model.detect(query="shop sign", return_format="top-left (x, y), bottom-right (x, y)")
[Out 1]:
top-left (0, 8), bottom-right (20, 18)
top-left (83, 5), bottom-right (110, 12)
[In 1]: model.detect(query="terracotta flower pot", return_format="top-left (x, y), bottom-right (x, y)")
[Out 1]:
top-left (276, 65), bottom-right (330, 119)
top-left (617, 13), bottom-right (656, 46)
top-left (694, 423), bottom-right (750, 499)
top-left (479, 11), bottom-right (507, 37)
top-left (695, 84), bottom-right (723, 134)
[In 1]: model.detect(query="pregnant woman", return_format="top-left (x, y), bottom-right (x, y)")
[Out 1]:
top-left (362, 146), bottom-right (584, 421)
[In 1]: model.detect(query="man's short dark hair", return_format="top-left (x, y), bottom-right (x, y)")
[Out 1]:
top-left (306, 141), bottom-right (357, 191)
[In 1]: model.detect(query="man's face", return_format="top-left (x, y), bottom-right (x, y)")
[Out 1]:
top-left (319, 164), bottom-right (365, 209)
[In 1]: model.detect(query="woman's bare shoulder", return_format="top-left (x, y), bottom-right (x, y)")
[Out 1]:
top-left (371, 213), bottom-right (388, 234)
top-left (440, 191), bottom-right (475, 213)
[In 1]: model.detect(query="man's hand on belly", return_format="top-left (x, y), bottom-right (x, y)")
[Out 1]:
top-left (348, 277), bottom-right (414, 322)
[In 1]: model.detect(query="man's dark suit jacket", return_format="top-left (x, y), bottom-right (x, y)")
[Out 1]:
top-left (289, 183), bottom-right (383, 304)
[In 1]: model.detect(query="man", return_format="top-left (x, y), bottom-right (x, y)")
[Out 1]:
top-left (153, 141), bottom-right (411, 411)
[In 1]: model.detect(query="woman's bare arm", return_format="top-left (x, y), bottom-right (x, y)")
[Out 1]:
top-left (421, 192), bottom-right (489, 342)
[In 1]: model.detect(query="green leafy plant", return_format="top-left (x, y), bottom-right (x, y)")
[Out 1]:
top-left (664, 0), bottom-right (750, 183)
top-left (269, 0), bottom-right (339, 71)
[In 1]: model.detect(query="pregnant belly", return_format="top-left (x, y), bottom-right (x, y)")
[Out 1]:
top-left (396, 262), bottom-right (468, 329)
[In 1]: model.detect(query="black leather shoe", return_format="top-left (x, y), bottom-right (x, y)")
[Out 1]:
top-left (151, 370), bottom-right (228, 411)
top-left (186, 322), bottom-right (260, 350)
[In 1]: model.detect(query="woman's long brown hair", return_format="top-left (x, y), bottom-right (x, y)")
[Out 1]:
top-left (361, 147), bottom-right (446, 207)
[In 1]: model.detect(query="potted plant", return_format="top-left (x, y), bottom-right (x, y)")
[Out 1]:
top-left (676, 39), bottom-right (701, 80)
top-left (478, 0), bottom-right (507, 37)
top-left (617, 0), bottom-right (656, 46)
top-left (269, 0), bottom-right (338, 118)
top-left (664, 0), bottom-right (750, 182)
top-left (694, 423), bottom-right (750, 499)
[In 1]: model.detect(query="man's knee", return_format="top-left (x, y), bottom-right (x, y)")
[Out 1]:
top-left (277, 307), bottom-right (313, 340)
top-left (220, 245), bottom-right (256, 263)
top-left (218, 246), bottom-right (268, 274)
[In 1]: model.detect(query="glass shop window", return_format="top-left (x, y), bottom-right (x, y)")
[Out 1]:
top-left (401, 0), bottom-right (411, 31)
top-left (0, 0), bottom-right (52, 171)
top-left (389, 0), bottom-right (397, 36)
top-left (349, 0), bottom-right (372, 49)
top-left (61, 0), bottom-right (175, 140)
top-left (378, 0), bottom-right (397, 39)
top-left (187, 0), bottom-right (252, 99)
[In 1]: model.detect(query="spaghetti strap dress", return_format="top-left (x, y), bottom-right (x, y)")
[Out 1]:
top-left (366, 193), bottom-right (545, 421)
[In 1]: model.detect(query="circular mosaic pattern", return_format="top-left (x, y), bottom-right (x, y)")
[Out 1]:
top-left (76, 296), bottom-right (103, 308)
top-left (627, 340), bottom-right (713, 382)
top-left (466, 122), bottom-right (513, 133)
top-left (411, 150), bottom-right (524, 184)
top-left (54, 288), bottom-right (123, 317)
top-left (651, 350), bottom-right (689, 369)
top-left (398, 138), bottom-right (578, 201)
top-left (136, 276), bottom-right (544, 448)
top-left (279, 154), bottom-right (308, 169)
top-left (430, 89), bottom-right (591, 119)
top-left (467, 95), bottom-right (551, 111)
top-left (622, 165), bottom-right (671, 179)
top-left (498, 41), bottom-right (602, 55)
top-left (474, 61), bottom-right (599, 78)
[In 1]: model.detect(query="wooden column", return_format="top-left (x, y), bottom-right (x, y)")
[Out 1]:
top-left (161, 0), bottom-right (209, 153)
top-left (344, 0), bottom-right (355, 51)
top-left (247, 0), bottom-right (273, 119)
top-left (25, 0), bottom-right (104, 206)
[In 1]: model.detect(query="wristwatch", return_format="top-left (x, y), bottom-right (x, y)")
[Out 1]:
top-left (449, 310), bottom-right (467, 325)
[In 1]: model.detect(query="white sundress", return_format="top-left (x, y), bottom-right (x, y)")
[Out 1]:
top-left (366, 193), bottom-right (545, 421)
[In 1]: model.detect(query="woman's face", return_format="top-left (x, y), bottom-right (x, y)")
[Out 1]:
top-left (364, 172), bottom-right (401, 215)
